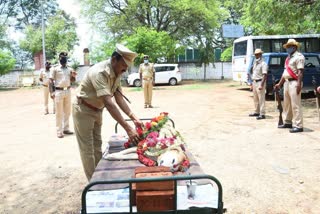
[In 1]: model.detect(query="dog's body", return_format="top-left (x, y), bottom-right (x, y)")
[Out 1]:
top-left (105, 121), bottom-right (189, 171)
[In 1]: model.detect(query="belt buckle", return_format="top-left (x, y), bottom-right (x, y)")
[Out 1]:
top-left (63, 87), bottom-right (67, 90)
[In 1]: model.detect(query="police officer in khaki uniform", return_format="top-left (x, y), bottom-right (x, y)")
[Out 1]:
top-left (249, 49), bottom-right (268, 120)
top-left (39, 61), bottom-right (55, 115)
top-left (49, 52), bottom-right (77, 138)
top-left (275, 39), bottom-right (305, 133)
top-left (139, 55), bottom-right (155, 108)
top-left (72, 44), bottom-right (143, 181)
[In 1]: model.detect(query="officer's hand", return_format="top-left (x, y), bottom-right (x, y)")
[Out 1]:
top-left (127, 127), bottom-right (141, 146)
top-left (50, 94), bottom-right (55, 99)
top-left (133, 119), bottom-right (144, 129)
top-left (258, 86), bottom-right (262, 90)
top-left (317, 86), bottom-right (320, 94)
top-left (274, 83), bottom-right (280, 90)
top-left (296, 84), bottom-right (302, 94)
top-left (71, 71), bottom-right (77, 77)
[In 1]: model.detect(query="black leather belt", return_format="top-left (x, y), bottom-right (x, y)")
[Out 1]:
top-left (55, 86), bottom-right (71, 90)
top-left (287, 78), bottom-right (297, 81)
top-left (253, 79), bottom-right (262, 82)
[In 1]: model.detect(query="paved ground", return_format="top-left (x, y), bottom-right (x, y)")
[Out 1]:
top-left (0, 80), bottom-right (319, 213)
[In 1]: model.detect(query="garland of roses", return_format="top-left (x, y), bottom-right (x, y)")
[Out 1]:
top-left (124, 112), bottom-right (190, 171)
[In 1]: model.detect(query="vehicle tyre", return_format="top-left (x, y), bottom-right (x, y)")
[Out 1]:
top-left (133, 79), bottom-right (142, 87)
top-left (169, 78), bottom-right (177, 86)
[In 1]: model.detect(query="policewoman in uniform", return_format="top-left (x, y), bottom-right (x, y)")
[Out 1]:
top-left (39, 61), bottom-right (55, 115)
top-left (49, 52), bottom-right (77, 138)
top-left (72, 44), bottom-right (143, 181)
top-left (274, 39), bottom-right (305, 133)
top-left (249, 48), bottom-right (268, 120)
top-left (139, 55), bottom-right (155, 108)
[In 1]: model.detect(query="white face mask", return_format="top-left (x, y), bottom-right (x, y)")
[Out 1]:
top-left (144, 59), bottom-right (149, 64)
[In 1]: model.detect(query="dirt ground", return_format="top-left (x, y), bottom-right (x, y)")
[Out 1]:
top-left (0, 80), bottom-right (320, 214)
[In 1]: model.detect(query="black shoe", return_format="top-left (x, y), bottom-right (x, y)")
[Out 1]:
top-left (249, 113), bottom-right (259, 117)
top-left (289, 127), bottom-right (303, 133)
top-left (278, 124), bottom-right (292, 128)
top-left (63, 130), bottom-right (74, 135)
top-left (256, 115), bottom-right (266, 120)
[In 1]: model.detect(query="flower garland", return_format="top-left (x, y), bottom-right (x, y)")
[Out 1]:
top-left (124, 112), bottom-right (190, 171)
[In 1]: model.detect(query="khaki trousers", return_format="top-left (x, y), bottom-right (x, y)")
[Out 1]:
top-left (283, 80), bottom-right (303, 128)
top-left (55, 90), bottom-right (71, 135)
top-left (143, 79), bottom-right (153, 105)
top-left (72, 101), bottom-right (103, 181)
top-left (252, 81), bottom-right (266, 115)
top-left (43, 86), bottom-right (55, 113)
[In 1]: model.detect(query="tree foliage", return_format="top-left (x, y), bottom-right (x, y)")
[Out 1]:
top-left (123, 27), bottom-right (177, 64)
top-left (20, 10), bottom-right (79, 62)
top-left (0, 50), bottom-right (16, 76)
top-left (0, 0), bottom-right (58, 29)
top-left (224, 0), bottom-right (320, 35)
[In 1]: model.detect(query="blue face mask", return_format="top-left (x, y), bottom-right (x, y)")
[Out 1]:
top-left (144, 59), bottom-right (149, 64)
top-left (286, 47), bottom-right (295, 54)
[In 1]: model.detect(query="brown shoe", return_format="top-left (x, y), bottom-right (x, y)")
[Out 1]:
top-left (57, 133), bottom-right (64, 138)
top-left (44, 111), bottom-right (49, 115)
top-left (148, 105), bottom-right (153, 108)
top-left (63, 130), bottom-right (74, 135)
top-left (144, 104), bottom-right (148, 108)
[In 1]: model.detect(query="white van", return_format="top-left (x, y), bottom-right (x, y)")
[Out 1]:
top-left (127, 64), bottom-right (182, 87)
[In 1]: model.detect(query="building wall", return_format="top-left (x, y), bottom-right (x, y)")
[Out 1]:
top-left (0, 62), bottom-right (232, 87)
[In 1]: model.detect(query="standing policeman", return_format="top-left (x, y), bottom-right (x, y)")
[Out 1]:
top-left (72, 44), bottom-right (143, 181)
top-left (139, 55), bottom-right (155, 108)
top-left (49, 52), bottom-right (77, 138)
top-left (39, 61), bottom-right (55, 115)
top-left (274, 39), bottom-right (305, 133)
top-left (249, 48), bottom-right (268, 120)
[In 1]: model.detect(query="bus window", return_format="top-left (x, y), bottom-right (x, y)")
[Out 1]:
top-left (253, 39), bottom-right (271, 52)
top-left (305, 38), bottom-right (320, 52)
top-left (272, 39), bottom-right (287, 52)
top-left (234, 41), bottom-right (247, 56)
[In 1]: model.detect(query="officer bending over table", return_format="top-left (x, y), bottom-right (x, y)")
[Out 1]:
top-left (72, 44), bottom-right (143, 181)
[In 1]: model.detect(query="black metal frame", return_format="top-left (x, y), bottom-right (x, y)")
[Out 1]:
top-left (81, 174), bottom-right (224, 214)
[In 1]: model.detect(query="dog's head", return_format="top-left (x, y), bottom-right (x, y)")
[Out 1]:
top-left (157, 147), bottom-right (188, 171)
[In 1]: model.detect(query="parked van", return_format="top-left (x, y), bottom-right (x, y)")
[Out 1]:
top-left (127, 64), bottom-right (181, 87)
top-left (247, 53), bottom-right (320, 95)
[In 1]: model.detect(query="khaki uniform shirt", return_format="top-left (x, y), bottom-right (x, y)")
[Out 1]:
top-left (50, 65), bottom-right (73, 87)
top-left (139, 63), bottom-right (155, 79)
top-left (39, 69), bottom-right (50, 86)
top-left (76, 59), bottom-right (122, 109)
top-left (252, 58), bottom-right (268, 80)
top-left (282, 51), bottom-right (305, 79)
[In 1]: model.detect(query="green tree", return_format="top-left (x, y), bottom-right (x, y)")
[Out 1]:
top-left (221, 47), bottom-right (232, 62)
top-left (228, 0), bottom-right (320, 35)
top-left (80, 0), bottom-right (227, 44)
top-left (0, 50), bottom-right (16, 76)
top-left (0, 0), bottom-right (58, 29)
top-left (123, 27), bottom-right (177, 64)
top-left (20, 10), bottom-right (79, 62)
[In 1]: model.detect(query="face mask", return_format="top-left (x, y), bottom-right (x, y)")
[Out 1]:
top-left (60, 57), bottom-right (67, 64)
top-left (286, 47), bottom-right (295, 54)
top-left (144, 59), bottom-right (149, 64)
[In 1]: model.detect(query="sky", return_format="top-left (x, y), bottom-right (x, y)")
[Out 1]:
top-left (57, 0), bottom-right (97, 64)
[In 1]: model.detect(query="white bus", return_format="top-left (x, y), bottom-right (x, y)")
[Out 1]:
top-left (232, 34), bottom-right (320, 83)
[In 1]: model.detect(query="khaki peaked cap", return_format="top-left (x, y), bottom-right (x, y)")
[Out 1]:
top-left (115, 44), bottom-right (138, 67)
